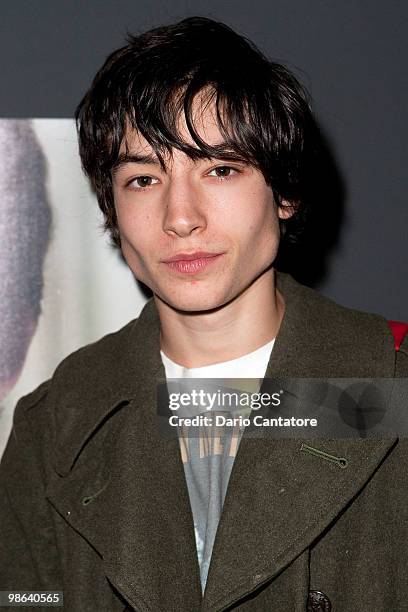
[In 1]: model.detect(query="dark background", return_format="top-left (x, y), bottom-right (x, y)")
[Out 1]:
top-left (1, 0), bottom-right (406, 319)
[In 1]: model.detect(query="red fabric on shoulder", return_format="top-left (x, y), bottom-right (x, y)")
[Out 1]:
top-left (388, 320), bottom-right (408, 351)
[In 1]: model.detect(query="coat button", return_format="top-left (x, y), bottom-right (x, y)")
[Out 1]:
top-left (307, 590), bottom-right (331, 612)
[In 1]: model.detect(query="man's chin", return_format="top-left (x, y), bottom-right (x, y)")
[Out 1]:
top-left (154, 291), bottom-right (229, 315)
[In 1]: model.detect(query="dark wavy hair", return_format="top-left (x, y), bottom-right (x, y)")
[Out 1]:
top-left (75, 16), bottom-right (323, 250)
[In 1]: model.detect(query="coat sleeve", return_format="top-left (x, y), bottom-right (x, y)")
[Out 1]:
top-left (0, 381), bottom-right (62, 593)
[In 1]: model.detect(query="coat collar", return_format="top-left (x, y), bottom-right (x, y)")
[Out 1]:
top-left (46, 271), bottom-right (397, 611)
top-left (48, 291), bottom-right (163, 476)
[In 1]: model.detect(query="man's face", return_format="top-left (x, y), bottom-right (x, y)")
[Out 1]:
top-left (112, 99), bottom-right (290, 313)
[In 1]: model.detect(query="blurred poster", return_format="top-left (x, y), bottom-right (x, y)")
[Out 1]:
top-left (0, 119), bottom-right (147, 456)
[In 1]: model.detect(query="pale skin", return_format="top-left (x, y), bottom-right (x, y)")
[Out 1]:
top-left (112, 97), bottom-right (294, 368)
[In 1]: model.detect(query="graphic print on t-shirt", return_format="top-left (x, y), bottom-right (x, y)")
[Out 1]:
top-left (160, 339), bottom-right (275, 591)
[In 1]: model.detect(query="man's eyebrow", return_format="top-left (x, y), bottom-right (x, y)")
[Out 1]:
top-left (112, 149), bottom-right (251, 176)
top-left (112, 152), bottom-right (163, 175)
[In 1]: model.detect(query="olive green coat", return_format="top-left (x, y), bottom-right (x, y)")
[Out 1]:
top-left (1, 272), bottom-right (407, 611)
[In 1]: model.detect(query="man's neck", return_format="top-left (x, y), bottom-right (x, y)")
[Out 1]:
top-left (155, 268), bottom-right (284, 368)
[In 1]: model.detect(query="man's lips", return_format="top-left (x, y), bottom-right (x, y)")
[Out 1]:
top-left (163, 251), bottom-right (222, 263)
top-left (162, 251), bottom-right (224, 274)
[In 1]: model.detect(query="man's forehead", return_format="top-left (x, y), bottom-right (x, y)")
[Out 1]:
top-left (119, 129), bottom-right (156, 157)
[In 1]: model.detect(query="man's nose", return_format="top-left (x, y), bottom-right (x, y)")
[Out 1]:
top-left (162, 181), bottom-right (207, 238)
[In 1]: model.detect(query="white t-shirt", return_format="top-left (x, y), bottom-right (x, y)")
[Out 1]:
top-left (160, 338), bottom-right (275, 592)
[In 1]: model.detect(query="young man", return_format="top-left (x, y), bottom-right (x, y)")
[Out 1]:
top-left (1, 16), bottom-right (407, 612)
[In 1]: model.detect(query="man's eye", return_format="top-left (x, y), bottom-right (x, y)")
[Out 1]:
top-left (129, 176), bottom-right (159, 189)
top-left (208, 166), bottom-right (237, 179)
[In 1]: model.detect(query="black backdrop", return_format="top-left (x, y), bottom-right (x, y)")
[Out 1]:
top-left (1, 0), bottom-right (407, 318)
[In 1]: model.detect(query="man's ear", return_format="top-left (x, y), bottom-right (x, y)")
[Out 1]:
top-left (278, 199), bottom-right (297, 220)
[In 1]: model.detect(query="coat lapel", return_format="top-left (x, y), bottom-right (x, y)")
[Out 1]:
top-left (201, 272), bottom-right (398, 610)
top-left (202, 434), bottom-right (397, 610)
top-left (46, 300), bottom-right (202, 611)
